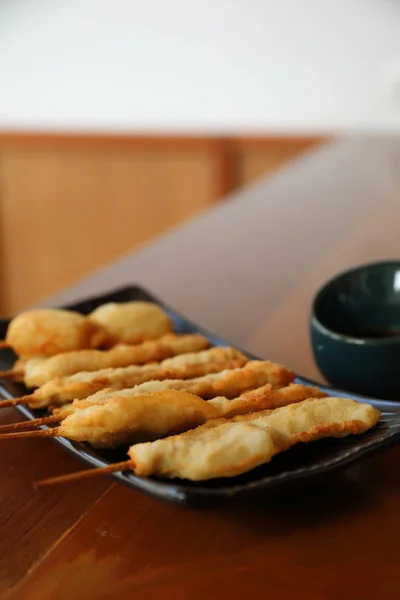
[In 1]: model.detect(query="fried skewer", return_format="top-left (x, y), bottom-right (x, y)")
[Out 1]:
top-left (88, 301), bottom-right (172, 345)
top-left (0, 302), bottom-right (173, 357)
top-left (0, 391), bottom-right (220, 447)
top-left (35, 397), bottom-right (381, 486)
top-left (0, 358), bottom-right (293, 413)
top-left (0, 333), bottom-right (210, 387)
top-left (0, 309), bottom-right (110, 357)
top-left (48, 359), bottom-right (294, 420)
top-left (0, 383), bottom-right (328, 448)
top-left (208, 382), bottom-right (327, 418)
top-left (0, 347), bottom-right (247, 409)
top-left (0, 383), bottom-right (327, 432)
top-left (0, 385), bottom-right (270, 447)
top-left (129, 397), bottom-right (382, 480)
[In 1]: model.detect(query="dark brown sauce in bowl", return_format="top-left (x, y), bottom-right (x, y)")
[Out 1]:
top-left (344, 328), bottom-right (400, 339)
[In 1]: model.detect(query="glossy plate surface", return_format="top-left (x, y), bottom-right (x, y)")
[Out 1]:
top-left (1, 286), bottom-right (399, 507)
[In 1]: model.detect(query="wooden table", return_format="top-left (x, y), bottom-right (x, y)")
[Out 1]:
top-left (2, 137), bottom-right (400, 599)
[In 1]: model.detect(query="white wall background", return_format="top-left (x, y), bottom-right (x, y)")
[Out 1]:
top-left (0, 0), bottom-right (400, 133)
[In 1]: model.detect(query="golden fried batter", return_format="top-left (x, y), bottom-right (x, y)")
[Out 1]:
top-left (209, 383), bottom-right (327, 418)
top-left (89, 301), bottom-right (173, 345)
top-left (53, 360), bottom-right (294, 417)
top-left (4, 383), bottom-right (330, 452)
top-left (52, 383), bottom-right (316, 448)
top-left (23, 333), bottom-right (209, 387)
top-left (57, 390), bottom-right (219, 447)
top-left (5, 309), bottom-right (109, 358)
top-left (129, 397), bottom-right (381, 479)
top-left (26, 347), bottom-right (248, 408)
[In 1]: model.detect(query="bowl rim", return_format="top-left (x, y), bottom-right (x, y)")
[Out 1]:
top-left (310, 259), bottom-right (400, 346)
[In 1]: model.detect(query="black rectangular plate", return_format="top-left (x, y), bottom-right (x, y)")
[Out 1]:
top-left (1, 285), bottom-right (400, 507)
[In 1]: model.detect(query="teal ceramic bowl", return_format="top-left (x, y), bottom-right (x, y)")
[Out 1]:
top-left (310, 261), bottom-right (400, 400)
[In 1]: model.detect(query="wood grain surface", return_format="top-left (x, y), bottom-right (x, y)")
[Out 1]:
top-left (0, 145), bottom-right (217, 314)
top-left (1, 136), bottom-right (400, 599)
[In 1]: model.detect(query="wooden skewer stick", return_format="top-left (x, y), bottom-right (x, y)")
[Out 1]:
top-left (0, 428), bottom-right (56, 440)
top-left (35, 460), bottom-right (134, 488)
top-left (0, 415), bottom-right (59, 432)
top-left (0, 341), bottom-right (10, 349)
top-left (0, 370), bottom-right (23, 379)
top-left (0, 396), bottom-right (34, 408)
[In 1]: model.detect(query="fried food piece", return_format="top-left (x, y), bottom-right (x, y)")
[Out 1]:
top-left (19, 382), bottom-right (323, 429)
top-left (1, 383), bottom-right (330, 447)
top-left (89, 302), bottom-right (172, 345)
top-left (42, 383), bottom-right (302, 448)
top-left (4, 309), bottom-right (109, 358)
top-left (53, 360), bottom-right (295, 418)
top-left (24, 347), bottom-right (248, 408)
top-left (129, 397), bottom-right (381, 480)
top-left (22, 334), bottom-right (209, 387)
top-left (0, 302), bottom-right (173, 358)
top-left (209, 383), bottom-right (327, 418)
top-left (3, 382), bottom-right (270, 430)
top-left (56, 390), bottom-right (219, 447)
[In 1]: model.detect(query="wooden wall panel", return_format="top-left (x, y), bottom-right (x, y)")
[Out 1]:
top-left (0, 146), bottom-right (217, 314)
top-left (0, 134), bottom-right (325, 315)
top-left (234, 137), bottom-right (323, 187)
